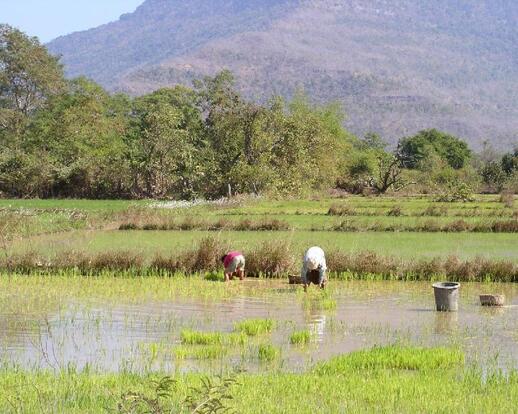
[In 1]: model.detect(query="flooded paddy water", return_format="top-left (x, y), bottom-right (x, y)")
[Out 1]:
top-left (1, 279), bottom-right (518, 374)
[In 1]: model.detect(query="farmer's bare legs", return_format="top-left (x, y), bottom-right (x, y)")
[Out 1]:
top-left (236, 268), bottom-right (245, 280)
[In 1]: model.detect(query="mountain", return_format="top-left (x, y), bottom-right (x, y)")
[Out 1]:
top-left (47, 0), bottom-right (518, 148)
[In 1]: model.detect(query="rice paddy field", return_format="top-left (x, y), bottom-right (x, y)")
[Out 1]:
top-left (1, 194), bottom-right (518, 412)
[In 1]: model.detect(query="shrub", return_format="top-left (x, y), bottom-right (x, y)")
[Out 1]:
top-left (191, 236), bottom-right (227, 273)
top-left (79, 251), bottom-right (143, 273)
top-left (246, 240), bottom-right (295, 277)
top-left (422, 205), bottom-right (448, 217)
top-left (386, 205), bottom-right (403, 217)
top-left (500, 190), bottom-right (515, 208)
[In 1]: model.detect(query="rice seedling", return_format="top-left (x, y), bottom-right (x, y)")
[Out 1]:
top-left (289, 330), bottom-right (311, 345)
top-left (173, 345), bottom-right (228, 360)
top-left (234, 319), bottom-right (275, 336)
top-left (180, 330), bottom-right (247, 346)
top-left (258, 344), bottom-right (280, 362)
top-left (181, 330), bottom-right (223, 346)
top-left (302, 291), bottom-right (337, 311)
top-left (314, 345), bottom-right (464, 374)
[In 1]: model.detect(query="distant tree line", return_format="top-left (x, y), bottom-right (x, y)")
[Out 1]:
top-left (1, 25), bottom-right (517, 199)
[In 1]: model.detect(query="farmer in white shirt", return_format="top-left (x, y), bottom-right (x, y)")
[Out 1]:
top-left (301, 246), bottom-right (327, 292)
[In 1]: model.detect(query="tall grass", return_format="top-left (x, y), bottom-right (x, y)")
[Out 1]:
top-left (1, 346), bottom-right (517, 413)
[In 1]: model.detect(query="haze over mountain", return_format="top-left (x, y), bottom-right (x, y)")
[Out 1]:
top-left (47, 0), bottom-right (518, 148)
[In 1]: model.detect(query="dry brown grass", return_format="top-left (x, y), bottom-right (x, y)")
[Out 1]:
top-left (327, 204), bottom-right (357, 216)
top-left (2, 246), bottom-right (518, 282)
top-left (500, 191), bottom-right (515, 208)
top-left (118, 217), bottom-right (291, 232)
top-left (246, 240), bottom-right (296, 277)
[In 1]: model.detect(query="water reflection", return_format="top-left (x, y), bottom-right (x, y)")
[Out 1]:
top-left (2, 281), bottom-right (518, 373)
top-left (305, 309), bottom-right (326, 343)
top-left (434, 312), bottom-right (458, 334)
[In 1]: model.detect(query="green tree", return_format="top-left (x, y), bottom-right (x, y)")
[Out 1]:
top-left (0, 24), bottom-right (64, 140)
top-left (481, 161), bottom-right (507, 192)
top-left (501, 149), bottom-right (518, 176)
top-left (398, 129), bottom-right (471, 170)
top-left (27, 77), bottom-right (130, 197)
top-left (129, 87), bottom-right (205, 198)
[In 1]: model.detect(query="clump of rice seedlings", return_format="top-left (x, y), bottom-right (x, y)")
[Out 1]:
top-left (226, 332), bottom-right (248, 346)
top-left (180, 330), bottom-right (247, 346)
top-left (289, 330), bottom-right (311, 345)
top-left (173, 345), bottom-right (228, 360)
top-left (204, 271), bottom-right (225, 282)
top-left (181, 330), bottom-right (223, 345)
top-left (234, 319), bottom-right (275, 336)
top-left (258, 344), bottom-right (280, 362)
top-left (314, 345), bottom-right (464, 374)
top-left (302, 291), bottom-right (337, 311)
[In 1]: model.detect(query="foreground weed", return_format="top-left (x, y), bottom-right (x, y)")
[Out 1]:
top-left (116, 376), bottom-right (177, 414)
top-left (185, 375), bottom-right (240, 414)
top-left (115, 374), bottom-right (239, 414)
top-left (234, 319), bottom-right (275, 336)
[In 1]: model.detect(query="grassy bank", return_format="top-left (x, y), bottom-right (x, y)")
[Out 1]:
top-left (0, 346), bottom-right (516, 413)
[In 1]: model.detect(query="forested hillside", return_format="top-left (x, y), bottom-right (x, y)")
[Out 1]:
top-left (2, 25), bottom-right (518, 199)
top-left (47, 0), bottom-right (518, 147)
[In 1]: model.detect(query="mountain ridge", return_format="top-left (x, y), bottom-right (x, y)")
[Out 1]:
top-left (47, 0), bottom-right (518, 148)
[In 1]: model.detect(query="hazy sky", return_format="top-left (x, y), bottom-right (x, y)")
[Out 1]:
top-left (0, 0), bottom-right (145, 43)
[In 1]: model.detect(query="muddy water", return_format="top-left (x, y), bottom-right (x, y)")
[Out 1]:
top-left (1, 281), bottom-right (518, 373)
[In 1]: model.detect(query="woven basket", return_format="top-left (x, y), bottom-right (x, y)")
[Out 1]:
top-left (479, 294), bottom-right (505, 307)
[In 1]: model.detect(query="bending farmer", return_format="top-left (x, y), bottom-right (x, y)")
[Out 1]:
top-left (301, 246), bottom-right (327, 292)
top-left (221, 251), bottom-right (246, 282)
